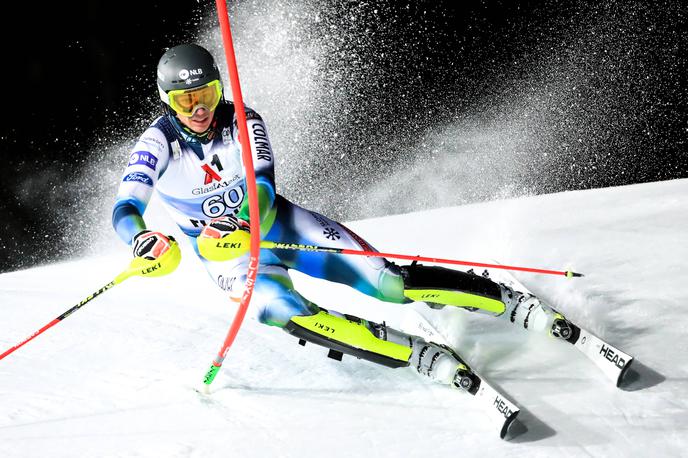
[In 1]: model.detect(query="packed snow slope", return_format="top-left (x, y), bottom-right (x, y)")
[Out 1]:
top-left (1, 178), bottom-right (687, 458)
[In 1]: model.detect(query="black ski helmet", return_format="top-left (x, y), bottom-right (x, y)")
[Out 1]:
top-left (157, 43), bottom-right (222, 109)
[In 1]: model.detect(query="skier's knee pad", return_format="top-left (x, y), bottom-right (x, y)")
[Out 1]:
top-left (400, 264), bottom-right (505, 314)
top-left (284, 309), bottom-right (412, 368)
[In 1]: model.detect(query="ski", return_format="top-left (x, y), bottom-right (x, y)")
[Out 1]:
top-left (400, 309), bottom-right (520, 439)
top-left (570, 325), bottom-right (633, 387)
top-left (487, 262), bottom-right (634, 387)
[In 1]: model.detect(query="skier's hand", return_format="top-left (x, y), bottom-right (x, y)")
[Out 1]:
top-left (132, 230), bottom-right (176, 260)
top-left (202, 215), bottom-right (250, 238)
top-left (198, 215), bottom-right (251, 262)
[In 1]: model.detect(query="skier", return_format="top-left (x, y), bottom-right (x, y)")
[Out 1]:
top-left (112, 43), bottom-right (576, 392)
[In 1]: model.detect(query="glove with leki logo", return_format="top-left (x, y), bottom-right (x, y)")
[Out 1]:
top-left (198, 215), bottom-right (251, 261)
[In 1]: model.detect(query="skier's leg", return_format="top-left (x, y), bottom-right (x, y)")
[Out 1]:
top-left (199, 252), bottom-right (318, 327)
top-left (285, 306), bottom-right (477, 390)
top-left (401, 263), bottom-right (574, 341)
top-left (200, 245), bottom-right (474, 389)
top-left (264, 195), bottom-right (408, 303)
top-left (261, 196), bottom-right (564, 339)
top-left (264, 196), bottom-right (567, 340)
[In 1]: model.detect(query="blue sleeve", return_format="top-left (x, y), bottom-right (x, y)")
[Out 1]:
top-left (112, 125), bottom-right (170, 244)
top-left (112, 198), bottom-right (147, 245)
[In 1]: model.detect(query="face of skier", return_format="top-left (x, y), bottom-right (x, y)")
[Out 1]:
top-left (167, 79), bottom-right (223, 133)
top-left (176, 106), bottom-right (215, 133)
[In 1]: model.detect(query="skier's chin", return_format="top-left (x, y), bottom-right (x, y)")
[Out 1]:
top-left (189, 118), bottom-right (211, 132)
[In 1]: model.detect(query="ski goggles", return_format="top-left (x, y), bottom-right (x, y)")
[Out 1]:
top-left (165, 80), bottom-right (223, 117)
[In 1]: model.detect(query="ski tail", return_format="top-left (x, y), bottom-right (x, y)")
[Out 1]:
top-left (476, 378), bottom-right (520, 439)
top-left (571, 326), bottom-right (634, 387)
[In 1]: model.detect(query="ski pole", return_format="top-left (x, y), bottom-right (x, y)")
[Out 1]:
top-left (0, 240), bottom-right (181, 361)
top-left (260, 241), bottom-right (583, 277)
top-left (201, 231), bottom-right (583, 278)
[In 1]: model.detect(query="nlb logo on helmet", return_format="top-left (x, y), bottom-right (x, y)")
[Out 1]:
top-left (178, 68), bottom-right (204, 80)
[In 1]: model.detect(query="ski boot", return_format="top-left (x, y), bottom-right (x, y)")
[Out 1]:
top-left (409, 337), bottom-right (480, 393)
top-left (498, 280), bottom-right (579, 343)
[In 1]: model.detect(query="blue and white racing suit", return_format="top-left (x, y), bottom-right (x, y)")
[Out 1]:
top-left (111, 102), bottom-right (567, 390)
top-left (113, 101), bottom-right (407, 327)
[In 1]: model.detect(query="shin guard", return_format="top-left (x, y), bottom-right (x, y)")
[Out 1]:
top-left (285, 308), bottom-right (474, 389)
top-left (285, 309), bottom-right (412, 368)
top-left (401, 264), bottom-right (505, 314)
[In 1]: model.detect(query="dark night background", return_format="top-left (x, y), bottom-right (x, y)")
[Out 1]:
top-left (1, 0), bottom-right (686, 273)
top-left (1, 1), bottom-right (206, 272)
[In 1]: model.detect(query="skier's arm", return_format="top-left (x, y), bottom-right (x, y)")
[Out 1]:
top-left (112, 128), bottom-right (170, 244)
top-left (235, 108), bottom-right (277, 235)
top-left (112, 198), bottom-right (146, 244)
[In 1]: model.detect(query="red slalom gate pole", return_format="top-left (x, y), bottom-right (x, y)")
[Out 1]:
top-left (202, 0), bottom-right (261, 391)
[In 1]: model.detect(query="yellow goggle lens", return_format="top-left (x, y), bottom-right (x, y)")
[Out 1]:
top-left (168, 80), bottom-right (222, 116)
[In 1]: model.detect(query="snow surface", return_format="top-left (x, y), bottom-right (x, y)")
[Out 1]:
top-left (1, 178), bottom-right (687, 457)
